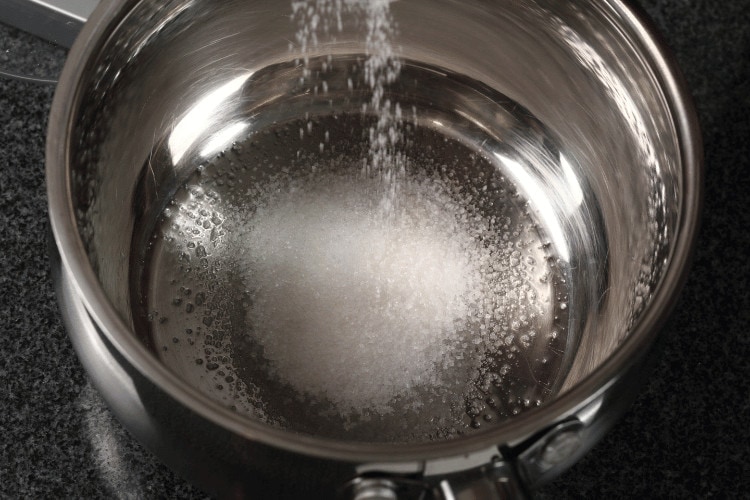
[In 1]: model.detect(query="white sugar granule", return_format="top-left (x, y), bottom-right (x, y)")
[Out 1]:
top-left (229, 173), bottom-right (489, 415)
top-left (292, 0), bottom-right (405, 186)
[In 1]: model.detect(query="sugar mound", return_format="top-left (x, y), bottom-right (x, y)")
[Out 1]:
top-left (230, 172), bottom-right (489, 414)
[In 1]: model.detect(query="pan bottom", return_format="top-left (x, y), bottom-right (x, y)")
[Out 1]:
top-left (133, 59), bottom-right (577, 444)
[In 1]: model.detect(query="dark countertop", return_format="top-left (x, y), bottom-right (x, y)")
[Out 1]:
top-left (1, 1), bottom-right (748, 497)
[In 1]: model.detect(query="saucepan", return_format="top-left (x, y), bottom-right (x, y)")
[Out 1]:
top-left (22, 0), bottom-right (704, 497)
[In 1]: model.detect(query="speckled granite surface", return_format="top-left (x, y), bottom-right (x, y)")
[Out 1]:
top-left (1, 0), bottom-right (748, 498)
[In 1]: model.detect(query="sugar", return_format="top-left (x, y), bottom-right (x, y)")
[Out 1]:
top-left (228, 172), bottom-right (495, 414)
top-left (237, 0), bottom-right (547, 418)
top-left (292, 0), bottom-right (404, 185)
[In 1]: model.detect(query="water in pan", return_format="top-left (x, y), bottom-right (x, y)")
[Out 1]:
top-left (133, 58), bottom-right (574, 443)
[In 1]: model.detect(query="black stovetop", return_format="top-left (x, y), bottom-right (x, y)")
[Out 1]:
top-left (2, 0), bottom-right (749, 497)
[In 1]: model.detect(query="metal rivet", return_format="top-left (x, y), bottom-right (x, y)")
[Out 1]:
top-left (540, 430), bottom-right (583, 467)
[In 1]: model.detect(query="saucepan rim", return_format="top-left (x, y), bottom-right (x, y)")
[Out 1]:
top-left (46, 0), bottom-right (702, 463)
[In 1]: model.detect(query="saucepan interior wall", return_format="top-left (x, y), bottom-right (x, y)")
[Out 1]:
top-left (65, 0), bottom-right (682, 442)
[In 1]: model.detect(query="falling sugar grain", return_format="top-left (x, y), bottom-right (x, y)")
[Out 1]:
top-left (294, 0), bottom-right (405, 197)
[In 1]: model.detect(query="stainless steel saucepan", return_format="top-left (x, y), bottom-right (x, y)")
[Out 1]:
top-left (9, 0), bottom-right (703, 497)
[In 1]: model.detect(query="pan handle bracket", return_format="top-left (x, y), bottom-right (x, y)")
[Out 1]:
top-left (341, 447), bottom-right (530, 499)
